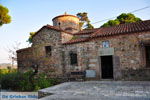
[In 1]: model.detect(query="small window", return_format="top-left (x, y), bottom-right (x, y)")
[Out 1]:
top-left (70, 52), bottom-right (78, 65)
top-left (45, 46), bottom-right (51, 57)
top-left (58, 22), bottom-right (61, 26)
top-left (102, 41), bottom-right (110, 48)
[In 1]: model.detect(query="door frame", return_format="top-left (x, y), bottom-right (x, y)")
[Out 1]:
top-left (145, 45), bottom-right (150, 68)
top-left (99, 55), bottom-right (114, 79)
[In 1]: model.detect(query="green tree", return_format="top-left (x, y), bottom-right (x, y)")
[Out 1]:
top-left (102, 20), bottom-right (120, 27)
top-left (101, 13), bottom-right (141, 27)
top-left (76, 12), bottom-right (94, 29)
top-left (0, 5), bottom-right (11, 26)
top-left (117, 13), bottom-right (141, 24)
top-left (27, 32), bottom-right (36, 43)
top-left (85, 21), bottom-right (94, 29)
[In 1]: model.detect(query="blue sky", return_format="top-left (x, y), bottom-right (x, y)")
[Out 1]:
top-left (0, 0), bottom-right (150, 63)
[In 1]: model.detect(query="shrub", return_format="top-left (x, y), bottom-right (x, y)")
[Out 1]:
top-left (0, 71), bottom-right (61, 91)
top-left (0, 68), bottom-right (17, 74)
top-left (34, 73), bottom-right (52, 90)
top-left (17, 71), bottom-right (33, 91)
top-left (0, 69), bottom-right (9, 74)
top-left (0, 72), bottom-right (21, 90)
top-left (0, 71), bottom-right (32, 91)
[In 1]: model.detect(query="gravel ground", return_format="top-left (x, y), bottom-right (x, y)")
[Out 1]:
top-left (39, 81), bottom-right (150, 100)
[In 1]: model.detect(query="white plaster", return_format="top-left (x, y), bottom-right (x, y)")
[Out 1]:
top-left (89, 64), bottom-right (96, 67)
top-left (89, 59), bottom-right (97, 62)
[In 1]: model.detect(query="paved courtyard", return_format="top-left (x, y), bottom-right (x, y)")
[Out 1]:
top-left (39, 81), bottom-right (150, 100)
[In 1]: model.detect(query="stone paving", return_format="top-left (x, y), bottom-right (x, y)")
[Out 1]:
top-left (39, 81), bottom-right (150, 100)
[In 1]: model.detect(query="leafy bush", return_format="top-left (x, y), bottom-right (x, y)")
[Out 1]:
top-left (34, 73), bottom-right (52, 90)
top-left (17, 71), bottom-right (34, 91)
top-left (0, 68), bottom-right (17, 74)
top-left (0, 69), bottom-right (9, 74)
top-left (0, 71), bottom-right (61, 91)
top-left (0, 71), bottom-right (31, 91)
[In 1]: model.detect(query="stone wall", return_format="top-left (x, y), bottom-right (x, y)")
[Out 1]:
top-left (64, 42), bottom-right (100, 79)
top-left (32, 27), bottom-right (65, 77)
top-left (17, 47), bottom-right (34, 72)
top-left (122, 68), bottom-right (150, 81)
top-left (61, 32), bottom-right (73, 43)
top-left (63, 31), bottom-right (150, 80)
top-left (17, 27), bottom-right (65, 77)
top-left (17, 25), bottom-right (150, 80)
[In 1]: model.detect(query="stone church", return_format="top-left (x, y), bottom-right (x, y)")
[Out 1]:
top-left (17, 13), bottom-right (150, 80)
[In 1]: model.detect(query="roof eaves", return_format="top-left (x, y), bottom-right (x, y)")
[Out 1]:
top-left (63, 38), bottom-right (89, 45)
top-left (16, 47), bottom-right (32, 53)
top-left (32, 25), bottom-right (73, 38)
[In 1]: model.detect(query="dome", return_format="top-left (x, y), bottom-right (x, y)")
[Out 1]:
top-left (52, 13), bottom-right (80, 33)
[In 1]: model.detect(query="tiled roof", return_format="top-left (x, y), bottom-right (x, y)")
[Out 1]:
top-left (74, 28), bottom-right (99, 35)
top-left (46, 25), bottom-right (63, 31)
top-left (32, 25), bottom-right (72, 38)
top-left (45, 25), bottom-right (72, 34)
top-left (90, 20), bottom-right (150, 38)
top-left (63, 38), bottom-right (89, 45)
top-left (16, 47), bottom-right (32, 53)
top-left (64, 20), bottom-right (150, 45)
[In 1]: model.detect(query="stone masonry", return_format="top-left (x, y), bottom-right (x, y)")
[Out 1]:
top-left (17, 14), bottom-right (150, 80)
top-left (63, 32), bottom-right (150, 80)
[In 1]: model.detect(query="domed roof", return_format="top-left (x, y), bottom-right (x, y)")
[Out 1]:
top-left (52, 12), bottom-right (79, 21)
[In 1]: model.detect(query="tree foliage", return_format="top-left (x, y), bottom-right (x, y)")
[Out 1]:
top-left (27, 32), bottom-right (36, 43)
top-left (101, 13), bottom-right (142, 27)
top-left (76, 12), bottom-right (94, 29)
top-left (85, 21), bottom-right (94, 29)
top-left (0, 5), bottom-right (11, 26)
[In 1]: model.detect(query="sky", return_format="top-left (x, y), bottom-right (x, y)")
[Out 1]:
top-left (0, 0), bottom-right (150, 64)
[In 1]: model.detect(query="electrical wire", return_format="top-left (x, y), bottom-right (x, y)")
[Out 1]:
top-left (91, 6), bottom-right (150, 25)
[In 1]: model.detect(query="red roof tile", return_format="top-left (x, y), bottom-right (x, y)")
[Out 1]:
top-left (46, 25), bottom-right (72, 34)
top-left (32, 25), bottom-right (72, 38)
top-left (63, 38), bottom-right (89, 45)
top-left (74, 28), bottom-right (99, 35)
top-left (64, 20), bottom-right (150, 45)
top-left (46, 25), bottom-right (62, 31)
top-left (16, 47), bottom-right (32, 53)
top-left (90, 20), bottom-right (150, 38)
